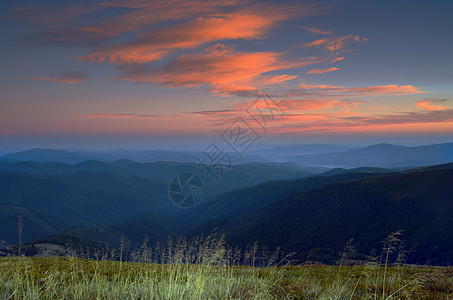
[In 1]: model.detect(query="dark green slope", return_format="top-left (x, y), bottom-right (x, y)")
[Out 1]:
top-left (0, 204), bottom-right (89, 245)
top-left (0, 160), bottom-right (313, 200)
top-left (34, 210), bottom-right (185, 250)
top-left (21, 171), bottom-right (389, 252)
top-left (191, 168), bottom-right (453, 265)
top-left (0, 161), bottom-right (75, 175)
top-left (14, 171), bottom-right (386, 252)
top-left (109, 161), bottom-right (313, 199)
top-left (0, 160), bottom-right (312, 246)
top-left (179, 171), bottom-right (393, 224)
top-left (0, 171), bottom-right (172, 225)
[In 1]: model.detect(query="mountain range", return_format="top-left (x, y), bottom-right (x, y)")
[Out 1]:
top-left (3, 142), bottom-right (453, 168)
top-left (0, 159), bottom-right (312, 245)
top-left (188, 165), bottom-right (453, 265)
top-left (1, 143), bottom-right (452, 265)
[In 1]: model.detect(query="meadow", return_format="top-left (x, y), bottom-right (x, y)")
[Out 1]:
top-left (1, 256), bottom-right (452, 299)
top-left (1, 235), bottom-right (452, 299)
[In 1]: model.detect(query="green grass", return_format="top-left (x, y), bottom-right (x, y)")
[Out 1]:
top-left (1, 256), bottom-right (452, 299)
top-left (1, 233), bottom-right (452, 299)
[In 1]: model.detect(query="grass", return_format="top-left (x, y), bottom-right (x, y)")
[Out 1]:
top-left (1, 232), bottom-right (452, 299)
top-left (0, 256), bottom-right (452, 299)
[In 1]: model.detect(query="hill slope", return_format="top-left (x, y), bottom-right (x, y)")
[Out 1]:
top-left (177, 170), bottom-right (394, 224)
top-left (0, 171), bottom-right (172, 238)
top-left (0, 204), bottom-right (88, 246)
top-left (31, 210), bottom-right (185, 251)
top-left (191, 168), bottom-right (453, 265)
top-left (0, 160), bottom-right (312, 244)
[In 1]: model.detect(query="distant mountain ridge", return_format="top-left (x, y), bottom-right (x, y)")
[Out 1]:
top-left (3, 142), bottom-right (453, 168)
top-left (0, 148), bottom-right (271, 164)
top-left (294, 142), bottom-right (453, 168)
top-left (1, 148), bottom-right (99, 164)
top-left (1, 148), bottom-right (198, 164)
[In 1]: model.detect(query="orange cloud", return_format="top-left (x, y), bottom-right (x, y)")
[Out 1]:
top-left (8, 0), bottom-right (331, 94)
top-left (286, 83), bottom-right (427, 98)
top-left (277, 99), bottom-right (359, 111)
top-left (7, 1), bottom-right (243, 44)
top-left (117, 49), bottom-right (320, 93)
top-left (206, 43), bottom-right (235, 56)
top-left (191, 86), bottom-right (434, 134)
top-left (257, 109), bottom-right (453, 134)
top-left (79, 11), bottom-right (279, 64)
top-left (234, 98), bottom-right (360, 112)
top-left (307, 67), bottom-right (339, 74)
top-left (27, 71), bottom-right (86, 84)
top-left (415, 99), bottom-right (449, 111)
top-left (302, 26), bottom-right (332, 35)
top-left (304, 35), bottom-right (367, 54)
top-left (191, 97), bottom-right (361, 129)
top-left (337, 110), bottom-right (453, 128)
top-left (330, 56), bottom-right (345, 63)
top-left (74, 1), bottom-right (242, 38)
top-left (246, 75), bottom-right (299, 90)
top-left (78, 3), bottom-right (321, 64)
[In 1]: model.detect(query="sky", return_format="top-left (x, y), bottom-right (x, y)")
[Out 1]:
top-left (1, 0), bottom-right (452, 150)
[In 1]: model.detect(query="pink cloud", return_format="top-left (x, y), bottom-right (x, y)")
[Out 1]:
top-left (77, 3), bottom-right (323, 64)
top-left (330, 56), bottom-right (345, 63)
top-left (286, 83), bottom-right (427, 98)
top-left (6, 0), bottom-right (333, 94)
top-left (234, 98), bottom-right (360, 112)
top-left (257, 109), bottom-right (453, 134)
top-left (307, 67), bottom-right (339, 74)
top-left (74, 1), bottom-right (242, 38)
top-left (303, 35), bottom-right (367, 54)
top-left (117, 48), bottom-right (320, 93)
top-left (302, 26), bottom-right (333, 35)
top-left (191, 96), bottom-right (362, 129)
top-left (415, 99), bottom-right (449, 111)
top-left (79, 11), bottom-right (278, 64)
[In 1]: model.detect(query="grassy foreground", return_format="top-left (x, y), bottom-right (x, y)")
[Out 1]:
top-left (0, 256), bottom-right (452, 299)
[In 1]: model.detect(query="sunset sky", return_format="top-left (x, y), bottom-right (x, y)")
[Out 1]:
top-left (1, 0), bottom-right (452, 149)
